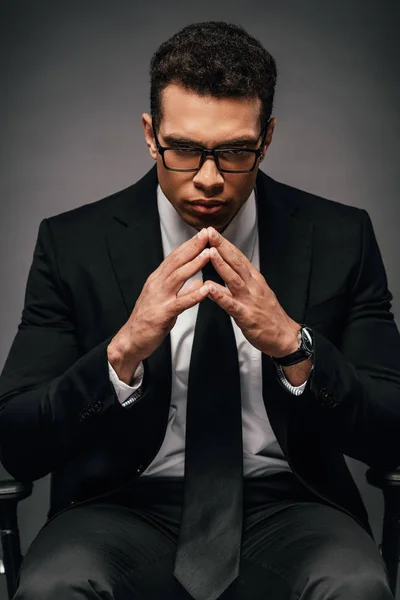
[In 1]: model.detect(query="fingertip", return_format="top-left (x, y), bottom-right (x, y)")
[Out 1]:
top-left (197, 227), bottom-right (208, 241)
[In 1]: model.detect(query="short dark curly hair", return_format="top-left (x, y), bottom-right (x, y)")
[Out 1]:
top-left (149, 21), bottom-right (277, 135)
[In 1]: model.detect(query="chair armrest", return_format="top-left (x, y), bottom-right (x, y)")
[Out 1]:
top-left (0, 480), bottom-right (33, 599)
top-left (0, 480), bottom-right (33, 502)
top-left (366, 467), bottom-right (400, 488)
top-left (366, 467), bottom-right (400, 596)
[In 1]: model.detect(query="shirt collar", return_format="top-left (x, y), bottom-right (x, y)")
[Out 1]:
top-left (157, 184), bottom-right (257, 262)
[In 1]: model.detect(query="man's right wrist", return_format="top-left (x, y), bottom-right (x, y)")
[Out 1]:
top-left (107, 339), bottom-right (142, 385)
top-left (108, 360), bottom-right (144, 406)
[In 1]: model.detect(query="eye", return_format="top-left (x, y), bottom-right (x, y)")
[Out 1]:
top-left (219, 149), bottom-right (246, 156)
top-left (174, 147), bottom-right (200, 154)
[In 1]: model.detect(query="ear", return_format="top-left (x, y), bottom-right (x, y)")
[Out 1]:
top-left (142, 113), bottom-right (158, 160)
top-left (263, 118), bottom-right (276, 155)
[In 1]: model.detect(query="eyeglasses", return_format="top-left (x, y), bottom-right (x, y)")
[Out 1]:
top-left (152, 122), bottom-right (269, 173)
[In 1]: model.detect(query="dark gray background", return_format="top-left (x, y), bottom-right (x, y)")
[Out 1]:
top-left (1, 1), bottom-right (399, 598)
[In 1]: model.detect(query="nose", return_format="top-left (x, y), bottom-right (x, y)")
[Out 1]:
top-left (192, 155), bottom-right (224, 190)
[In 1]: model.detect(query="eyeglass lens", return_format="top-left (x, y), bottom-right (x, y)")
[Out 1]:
top-left (163, 148), bottom-right (257, 172)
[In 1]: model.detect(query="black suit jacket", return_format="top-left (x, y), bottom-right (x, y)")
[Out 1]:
top-left (1, 165), bottom-right (400, 533)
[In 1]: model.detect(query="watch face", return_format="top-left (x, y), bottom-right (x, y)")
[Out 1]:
top-left (301, 327), bottom-right (314, 354)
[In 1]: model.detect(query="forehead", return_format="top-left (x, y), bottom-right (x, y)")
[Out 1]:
top-left (160, 83), bottom-right (261, 140)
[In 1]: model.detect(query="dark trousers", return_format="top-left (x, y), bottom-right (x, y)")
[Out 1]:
top-left (14, 472), bottom-right (392, 599)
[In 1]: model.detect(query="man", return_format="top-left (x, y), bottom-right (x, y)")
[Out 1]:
top-left (0, 20), bottom-right (399, 600)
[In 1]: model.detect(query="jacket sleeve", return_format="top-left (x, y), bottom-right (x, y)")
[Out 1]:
top-left (304, 208), bottom-right (400, 470)
top-left (0, 218), bottom-right (134, 481)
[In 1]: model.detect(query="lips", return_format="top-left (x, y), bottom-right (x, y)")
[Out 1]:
top-left (189, 201), bottom-right (225, 214)
top-left (190, 199), bottom-right (226, 207)
top-left (186, 198), bottom-right (227, 215)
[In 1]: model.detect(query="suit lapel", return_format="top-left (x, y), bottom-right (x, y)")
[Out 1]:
top-left (106, 165), bottom-right (162, 316)
top-left (256, 171), bottom-right (314, 455)
top-left (105, 165), bottom-right (172, 406)
top-left (256, 170), bottom-right (314, 329)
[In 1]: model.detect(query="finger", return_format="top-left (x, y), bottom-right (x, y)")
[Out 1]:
top-left (173, 283), bottom-right (210, 315)
top-left (207, 281), bottom-right (242, 318)
top-left (167, 248), bottom-right (211, 294)
top-left (158, 228), bottom-right (209, 280)
top-left (207, 227), bottom-right (253, 283)
top-left (209, 247), bottom-right (247, 295)
top-left (202, 279), bottom-right (233, 297)
top-left (176, 278), bottom-right (203, 297)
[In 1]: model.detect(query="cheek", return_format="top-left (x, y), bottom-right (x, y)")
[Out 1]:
top-left (157, 165), bottom-right (191, 209)
top-left (227, 173), bottom-right (258, 204)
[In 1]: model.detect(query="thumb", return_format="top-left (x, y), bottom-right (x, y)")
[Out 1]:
top-left (177, 278), bottom-right (203, 298)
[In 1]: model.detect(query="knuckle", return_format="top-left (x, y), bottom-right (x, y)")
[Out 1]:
top-left (167, 256), bottom-right (179, 274)
top-left (147, 279), bottom-right (159, 295)
top-left (253, 271), bottom-right (264, 285)
top-left (234, 254), bottom-right (243, 267)
top-left (167, 269), bottom-right (179, 287)
top-left (270, 293), bottom-right (278, 308)
top-left (228, 298), bottom-right (236, 312)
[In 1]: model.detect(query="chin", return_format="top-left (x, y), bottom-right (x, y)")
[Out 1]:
top-left (193, 217), bottom-right (228, 233)
top-left (179, 212), bottom-right (221, 232)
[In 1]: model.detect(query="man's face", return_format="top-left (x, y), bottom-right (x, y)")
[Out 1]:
top-left (142, 83), bottom-right (275, 233)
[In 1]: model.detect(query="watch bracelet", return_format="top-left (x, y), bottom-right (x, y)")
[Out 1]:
top-left (273, 362), bottom-right (305, 396)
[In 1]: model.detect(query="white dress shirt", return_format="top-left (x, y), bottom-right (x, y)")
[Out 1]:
top-left (108, 184), bottom-right (310, 478)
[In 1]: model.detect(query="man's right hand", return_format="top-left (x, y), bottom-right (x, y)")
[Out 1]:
top-left (107, 227), bottom-right (211, 384)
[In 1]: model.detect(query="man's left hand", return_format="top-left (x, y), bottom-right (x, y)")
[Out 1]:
top-left (204, 227), bottom-right (300, 358)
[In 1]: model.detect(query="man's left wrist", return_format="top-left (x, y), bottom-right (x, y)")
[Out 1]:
top-left (270, 324), bottom-right (314, 367)
top-left (272, 322), bottom-right (301, 359)
top-left (281, 358), bottom-right (313, 387)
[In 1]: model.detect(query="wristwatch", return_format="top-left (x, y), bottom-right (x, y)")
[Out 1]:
top-left (270, 325), bottom-right (314, 367)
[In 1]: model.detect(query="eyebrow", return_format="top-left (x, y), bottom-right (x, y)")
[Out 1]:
top-left (162, 134), bottom-right (260, 148)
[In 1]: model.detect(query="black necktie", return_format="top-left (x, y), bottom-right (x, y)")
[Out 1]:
top-left (173, 257), bottom-right (243, 600)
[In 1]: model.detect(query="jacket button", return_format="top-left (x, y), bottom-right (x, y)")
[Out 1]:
top-left (92, 400), bottom-right (102, 412)
top-left (319, 388), bottom-right (329, 401)
top-left (319, 388), bottom-right (338, 408)
top-left (326, 394), bottom-right (339, 408)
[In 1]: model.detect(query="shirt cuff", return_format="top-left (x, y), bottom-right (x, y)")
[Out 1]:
top-left (108, 360), bottom-right (144, 406)
top-left (274, 362), bottom-right (314, 396)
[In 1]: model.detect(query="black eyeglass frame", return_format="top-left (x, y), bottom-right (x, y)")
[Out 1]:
top-left (152, 120), bottom-right (270, 173)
